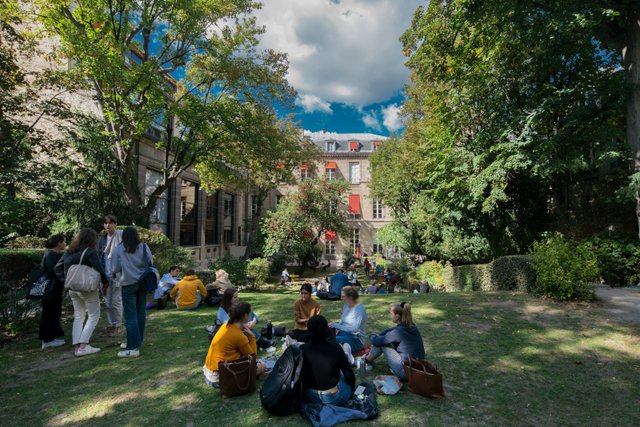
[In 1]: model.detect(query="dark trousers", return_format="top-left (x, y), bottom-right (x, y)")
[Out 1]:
top-left (122, 283), bottom-right (147, 350)
top-left (38, 284), bottom-right (64, 342)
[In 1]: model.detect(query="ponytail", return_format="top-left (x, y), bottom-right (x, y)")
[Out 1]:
top-left (391, 302), bottom-right (413, 327)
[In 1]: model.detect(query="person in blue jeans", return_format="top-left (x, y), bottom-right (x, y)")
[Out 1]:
top-left (365, 302), bottom-right (425, 380)
top-left (330, 286), bottom-right (367, 354)
top-left (112, 227), bottom-right (153, 358)
top-left (301, 315), bottom-right (355, 406)
top-left (329, 269), bottom-right (348, 296)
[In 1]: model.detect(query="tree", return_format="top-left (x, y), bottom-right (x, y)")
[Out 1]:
top-left (34, 0), bottom-right (297, 225)
top-left (262, 176), bottom-right (349, 274)
top-left (378, 0), bottom-right (629, 262)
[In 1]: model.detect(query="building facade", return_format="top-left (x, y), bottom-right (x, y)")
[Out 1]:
top-left (276, 130), bottom-right (393, 264)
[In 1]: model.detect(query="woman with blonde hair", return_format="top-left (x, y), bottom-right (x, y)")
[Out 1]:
top-left (329, 286), bottom-right (367, 357)
top-left (365, 301), bottom-right (425, 380)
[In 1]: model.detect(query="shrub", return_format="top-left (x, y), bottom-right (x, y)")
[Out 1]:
top-left (209, 254), bottom-right (247, 288)
top-left (128, 226), bottom-right (195, 275)
top-left (268, 253), bottom-right (288, 276)
top-left (415, 260), bottom-right (445, 287)
top-left (585, 231), bottom-right (640, 287)
top-left (442, 255), bottom-right (535, 292)
top-left (342, 247), bottom-right (354, 268)
top-left (0, 249), bottom-right (45, 336)
top-left (531, 233), bottom-right (598, 301)
top-left (4, 235), bottom-right (47, 249)
top-left (386, 258), bottom-right (415, 287)
top-left (246, 258), bottom-right (271, 287)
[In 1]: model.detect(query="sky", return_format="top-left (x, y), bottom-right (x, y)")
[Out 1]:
top-left (253, 0), bottom-right (424, 135)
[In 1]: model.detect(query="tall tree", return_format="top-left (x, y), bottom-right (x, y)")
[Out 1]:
top-left (34, 0), bottom-right (297, 225)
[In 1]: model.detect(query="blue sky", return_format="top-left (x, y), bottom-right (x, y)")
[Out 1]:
top-left (253, 0), bottom-right (424, 135)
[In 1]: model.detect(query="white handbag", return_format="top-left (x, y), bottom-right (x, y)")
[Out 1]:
top-left (64, 248), bottom-right (101, 292)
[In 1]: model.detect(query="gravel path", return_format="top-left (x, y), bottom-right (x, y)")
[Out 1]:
top-left (596, 284), bottom-right (640, 325)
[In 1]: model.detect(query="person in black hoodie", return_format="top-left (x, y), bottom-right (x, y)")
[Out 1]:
top-left (39, 234), bottom-right (66, 349)
top-left (365, 302), bottom-right (425, 380)
top-left (300, 315), bottom-right (355, 405)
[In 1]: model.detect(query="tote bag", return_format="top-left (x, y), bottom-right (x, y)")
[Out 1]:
top-left (64, 249), bottom-right (101, 292)
top-left (402, 357), bottom-right (444, 400)
top-left (218, 355), bottom-right (257, 398)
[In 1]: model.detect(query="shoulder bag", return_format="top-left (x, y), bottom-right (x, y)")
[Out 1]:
top-left (218, 355), bottom-right (257, 398)
top-left (64, 249), bottom-right (101, 292)
top-left (26, 256), bottom-right (54, 300)
top-left (137, 244), bottom-right (159, 292)
top-left (402, 357), bottom-right (444, 400)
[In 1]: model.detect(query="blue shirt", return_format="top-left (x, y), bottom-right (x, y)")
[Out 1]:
top-left (330, 272), bottom-right (348, 296)
top-left (333, 303), bottom-right (367, 342)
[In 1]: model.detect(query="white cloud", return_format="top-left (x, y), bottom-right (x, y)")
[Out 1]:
top-left (361, 110), bottom-right (382, 131)
top-left (296, 94), bottom-right (333, 114)
top-left (382, 104), bottom-right (403, 132)
top-left (253, 0), bottom-right (421, 107)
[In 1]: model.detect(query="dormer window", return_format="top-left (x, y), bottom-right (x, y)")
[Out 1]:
top-left (349, 141), bottom-right (360, 152)
top-left (326, 141), bottom-right (336, 152)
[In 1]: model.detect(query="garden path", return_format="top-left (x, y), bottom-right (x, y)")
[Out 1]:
top-left (595, 284), bottom-right (640, 325)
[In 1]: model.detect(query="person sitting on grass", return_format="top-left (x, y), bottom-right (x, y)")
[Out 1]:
top-left (300, 315), bottom-right (355, 406)
top-left (217, 288), bottom-right (270, 349)
top-left (289, 283), bottom-right (322, 342)
top-left (281, 267), bottom-right (292, 285)
top-left (317, 276), bottom-right (330, 293)
top-left (365, 302), bottom-right (425, 380)
top-left (202, 301), bottom-right (267, 388)
top-left (169, 270), bottom-right (207, 310)
top-left (366, 279), bottom-right (378, 294)
top-left (329, 286), bottom-right (367, 357)
top-left (329, 269), bottom-right (348, 297)
top-left (153, 265), bottom-right (181, 308)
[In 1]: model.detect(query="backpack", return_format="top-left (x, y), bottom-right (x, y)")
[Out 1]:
top-left (260, 345), bottom-right (304, 415)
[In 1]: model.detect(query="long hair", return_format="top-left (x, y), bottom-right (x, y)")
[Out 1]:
top-left (228, 301), bottom-right (252, 323)
top-left (45, 233), bottom-right (65, 249)
top-left (122, 226), bottom-right (141, 253)
top-left (391, 302), bottom-right (414, 327)
top-left (221, 287), bottom-right (237, 313)
top-left (67, 229), bottom-right (98, 254)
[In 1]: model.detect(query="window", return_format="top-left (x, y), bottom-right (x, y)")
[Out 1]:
top-left (250, 195), bottom-right (259, 218)
top-left (326, 168), bottom-right (336, 181)
top-left (349, 162), bottom-right (360, 184)
top-left (205, 191), bottom-right (219, 244)
top-left (350, 141), bottom-right (359, 152)
top-left (348, 194), bottom-right (361, 219)
top-left (373, 140), bottom-right (382, 151)
top-left (145, 170), bottom-right (170, 235)
top-left (300, 168), bottom-right (311, 180)
top-left (373, 200), bottom-right (384, 219)
top-left (326, 141), bottom-right (336, 152)
top-left (275, 194), bottom-right (283, 208)
top-left (349, 228), bottom-right (360, 252)
top-left (180, 180), bottom-right (198, 245)
top-left (325, 240), bottom-right (335, 255)
top-left (223, 193), bottom-right (235, 244)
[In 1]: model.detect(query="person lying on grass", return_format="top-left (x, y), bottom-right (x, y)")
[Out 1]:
top-left (365, 302), bottom-right (425, 380)
top-left (203, 301), bottom-right (267, 388)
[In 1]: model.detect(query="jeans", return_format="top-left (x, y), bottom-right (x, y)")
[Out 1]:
top-left (305, 373), bottom-right (352, 406)
top-left (104, 279), bottom-right (122, 327)
top-left (336, 331), bottom-right (363, 352)
top-left (369, 345), bottom-right (407, 380)
top-left (69, 289), bottom-right (101, 345)
top-left (122, 282), bottom-right (146, 350)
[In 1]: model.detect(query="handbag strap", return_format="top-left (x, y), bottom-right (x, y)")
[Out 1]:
top-left (78, 248), bottom-right (89, 265)
top-left (141, 244), bottom-right (151, 268)
top-left (222, 357), bottom-right (254, 391)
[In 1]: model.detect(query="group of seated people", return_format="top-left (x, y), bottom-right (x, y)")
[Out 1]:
top-left (202, 282), bottom-right (425, 407)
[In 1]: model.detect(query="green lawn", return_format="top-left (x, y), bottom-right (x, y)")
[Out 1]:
top-left (1, 289), bottom-right (639, 426)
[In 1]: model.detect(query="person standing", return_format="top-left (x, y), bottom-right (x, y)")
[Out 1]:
top-left (112, 227), bottom-right (152, 358)
top-left (39, 234), bottom-right (66, 349)
top-left (54, 229), bottom-right (109, 357)
top-left (97, 214), bottom-right (123, 336)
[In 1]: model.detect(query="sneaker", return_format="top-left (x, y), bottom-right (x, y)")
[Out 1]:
top-left (120, 342), bottom-right (127, 349)
top-left (117, 349), bottom-right (140, 358)
top-left (264, 346), bottom-right (277, 353)
top-left (342, 343), bottom-right (355, 365)
top-left (42, 339), bottom-right (65, 349)
top-left (205, 325), bottom-right (215, 334)
top-left (75, 345), bottom-right (101, 357)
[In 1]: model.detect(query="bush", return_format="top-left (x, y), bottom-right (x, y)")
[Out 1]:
top-left (386, 258), bottom-right (415, 287)
top-left (585, 231), bottom-right (640, 287)
top-left (268, 253), bottom-right (288, 276)
top-left (246, 258), bottom-right (271, 287)
top-left (4, 235), bottom-right (47, 249)
top-left (342, 247), bottom-right (354, 268)
top-left (209, 254), bottom-right (247, 288)
top-left (128, 226), bottom-right (195, 275)
top-left (415, 260), bottom-right (445, 287)
top-left (531, 233), bottom-right (597, 301)
top-left (442, 255), bottom-right (535, 292)
top-left (0, 249), bottom-right (45, 336)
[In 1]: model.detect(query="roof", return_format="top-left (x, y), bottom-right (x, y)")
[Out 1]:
top-left (303, 130), bottom-right (388, 142)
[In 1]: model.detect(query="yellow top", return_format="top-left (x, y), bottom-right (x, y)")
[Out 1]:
top-left (204, 322), bottom-right (257, 372)
top-left (294, 298), bottom-right (322, 330)
top-left (169, 275), bottom-right (206, 307)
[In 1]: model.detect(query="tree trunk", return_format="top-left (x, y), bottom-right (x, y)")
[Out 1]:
top-left (626, 3), bottom-right (640, 238)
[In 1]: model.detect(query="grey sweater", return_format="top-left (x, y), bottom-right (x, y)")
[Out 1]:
top-left (111, 243), bottom-right (153, 286)
top-left (369, 323), bottom-right (426, 360)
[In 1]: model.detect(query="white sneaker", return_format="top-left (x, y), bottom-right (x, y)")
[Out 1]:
top-left (120, 342), bottom-right (127, 349)
top-left (117, 349), bottom-right (140, 358)
top-left (264, 346), bottom-right (277, 353)
top-left (342, 343), bottom-right (355, 365)
top-left (75, 345), bottom-right (101, 357)
top-left (42, 339), bottom-right (65, 349)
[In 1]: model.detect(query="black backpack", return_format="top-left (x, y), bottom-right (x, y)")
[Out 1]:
top-left (260, 345), bottom-right (304, 415)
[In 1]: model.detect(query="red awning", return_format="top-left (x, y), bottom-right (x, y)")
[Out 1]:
top-left (300, 163), bottom-right (309, 171)
top-left (373, 140), bottom-right (382, 146)
top-left (349, 194), bottom-right (361, 214)
top-left (325, 161), bottom-right (337, 169)
top-left (325, 230), bottom-right (336, 241)
top-left (350, 141), bottom-right (359, 151)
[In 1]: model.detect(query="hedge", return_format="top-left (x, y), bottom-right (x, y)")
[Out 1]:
top-left (443, 255), bottom-right (535, 292)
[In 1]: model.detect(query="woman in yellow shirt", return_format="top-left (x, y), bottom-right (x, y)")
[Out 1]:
top-left (290, 283), bottom-right (322, 342)
top-left (203, 301), bottom-right (266, 387)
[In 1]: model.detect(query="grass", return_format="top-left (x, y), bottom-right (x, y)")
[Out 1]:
top-left (1, 287), bottom-right (639, 426)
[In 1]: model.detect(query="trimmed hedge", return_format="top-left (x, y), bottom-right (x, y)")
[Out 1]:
top-left (443, 255), bottom-right (535, 292)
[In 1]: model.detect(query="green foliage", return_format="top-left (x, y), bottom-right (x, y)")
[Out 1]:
top-left (585, 231), bottom-right (640, 287)
top-left (531, 234), bottom-right (597, 301)
top-left (246, 258), bottom-right (271, 287)
top-left (443, 255), bottom-right (536, 293)
top-left (341, 247), bottom-right (354, 267)
top-left (268, 253), bottom-right (288, 276)
top-left (0, 249), bottom-right (44, 336)
top-left (4, 235), bottom-right (46, 249)
top-left (127, 227), bottom-right (194, 275)
top-left (209, 255), bottom-right (247, 288)
top-left (415, 260), bottom-right (444, 287)
top-left (386, 258), bottom-right (415, 287)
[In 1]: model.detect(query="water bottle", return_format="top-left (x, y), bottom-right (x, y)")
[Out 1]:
top-left (266, 320), bottom-right (273, 340)
top-left (357, 356), bottom-right (366, 378)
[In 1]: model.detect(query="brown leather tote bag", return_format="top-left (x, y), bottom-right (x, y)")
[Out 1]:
top-left (402, 357), bottom-right (444, 400)
top-left (218, 355), bottom-right (257, 398)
